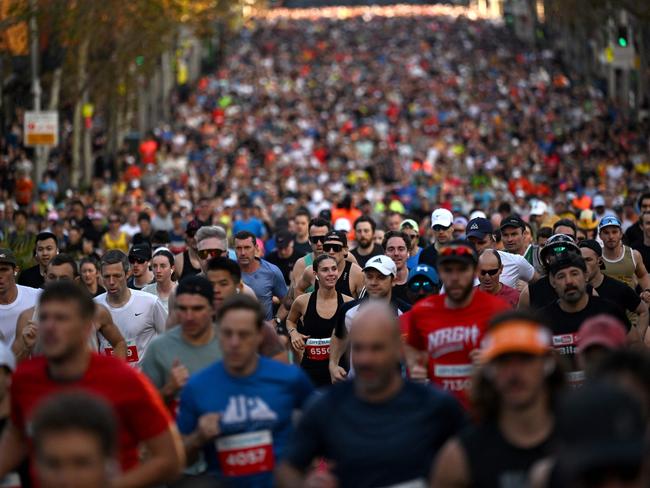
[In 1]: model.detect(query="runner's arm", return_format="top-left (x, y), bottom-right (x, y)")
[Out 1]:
top-left (173, 252), bottom-right (184, 279)
top-left (517, 284), bottom-right (530, 309)
top-left (165, 292), bottom-right (177, 330)
top-left (0, 421), bottom-right (28, 479)
top-left (633, 250), bottom-right (650, 291)
top-left (95, 304), bottom-right (127, 360)
top-left (286, 295), bottom-right (307, 363)
top-left (11, 308), bottom-right (35, 362)
top-left (111, 426), bottom-right (184, 488)
top-left (634, 301), bottom-right (650, 347)
top-left (351, 265), bottom-right (364, 298)
top-left (430, 438), bottom-right (471, 488)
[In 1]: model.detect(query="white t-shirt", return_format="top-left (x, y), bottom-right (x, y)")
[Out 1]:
top-left (94, 289), bottom-right (167, 365)
top-left (498, 251), bottom-right (535, 288)
top-left (120, 223), bottom-right (141, 238)
top-left (0, 285), bottom-right (41, 346)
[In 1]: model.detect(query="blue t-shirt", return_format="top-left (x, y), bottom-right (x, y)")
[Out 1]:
top-left (284, 381), bottom-right (466, 488)
top-left (233, 218), bottom-right (265, 238)
top-left (406, 247), bottom-right (423, 270)
top-left (177, 357), bottom-right (315, 487)
top-left (241, 259), bottom-right (288, 320)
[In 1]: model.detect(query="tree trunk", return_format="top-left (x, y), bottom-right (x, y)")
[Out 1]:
top-left (47, 67), bottom-right (62, 111)
top-left (72, 37), bottom-right (89, 187)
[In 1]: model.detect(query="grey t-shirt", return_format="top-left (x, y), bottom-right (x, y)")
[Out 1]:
top-left (241, 259), bottom-right (288, 320)
top-left (140, 325), bottom-right (222, 391)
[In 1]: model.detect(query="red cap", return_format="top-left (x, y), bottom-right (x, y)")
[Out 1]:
top-left (576, 315), bottom-right (627, 353)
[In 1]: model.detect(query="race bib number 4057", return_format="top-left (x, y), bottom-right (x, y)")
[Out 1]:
top-left (216, 430), bottom-right (274, 477)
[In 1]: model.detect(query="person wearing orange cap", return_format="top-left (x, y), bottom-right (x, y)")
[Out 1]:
top-left (431, 312), bottom-right (563, 487)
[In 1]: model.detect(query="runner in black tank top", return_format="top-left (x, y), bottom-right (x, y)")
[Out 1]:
top-left (286, 255), bottom-right (353, 387)
top-left (179, 249), bottom-right (201, 279)
top-left (298, 291), bottom-right (345, 386)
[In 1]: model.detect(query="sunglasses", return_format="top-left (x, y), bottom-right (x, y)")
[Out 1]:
top-left (198, 248), bottom-right (225, 259)
top-left (310, 235), bottom-right (327, 244)
top-left (409, 280), bottom-right (436, 293)
top-left (479, 268), bottom-right (500, 276)
top-left (323, 243), bottom-right (343, 253)
top-left (433, 225), bottom-right (451, 232)
top-left (440, 245), bottom-right (475, 258)
top-left (405, 233), bottom-right (419, 240)
top-left (128, 256), bottom-right (147, 264)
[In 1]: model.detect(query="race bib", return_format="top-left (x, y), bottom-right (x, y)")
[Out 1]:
top-left (104, 339), bottom-right (139, 363)
top-left (433, 364), bottom-right (473, 392)
top-left (305, 338), bottom-right (330, 361)
top-left (216, 430), bottom-right (274, 477)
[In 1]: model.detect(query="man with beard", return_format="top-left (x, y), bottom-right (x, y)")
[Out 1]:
top-left (277, 302), bottom-right (465, 488)
top-left (432, 312), bottom-right (563, 487)
top-left (350, 216), bottom-right (384, 268)
top-left (541, 254), bottom-right (638, 386)
top-left (404, 241), bottom-right (510, 409)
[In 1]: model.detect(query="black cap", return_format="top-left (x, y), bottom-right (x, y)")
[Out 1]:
top-left (129, 243), bottom-right (152, 261)
top-left (186, 219), bottom-right (202, 237)
top-left (176, 275), bottom-right (214, 304)
top-left (499, 215), bottom-right (526, 231)
top-left (548, 254), bottom-right (587, 276)
top-left (324, 231), bottom-right (347, 247)
top-left (275, 229), bottom-right (294, 248)
top-left (466, 218), bottom-right (493, 239)
top-left (556, 383), bottom-right (645, 481)
top-left (578, 239), bottom-right (603, 257)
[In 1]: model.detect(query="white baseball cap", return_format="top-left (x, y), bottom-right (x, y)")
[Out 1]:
top-left (530, 200), bottom-right (548, 216)
top-left (334, 218), bottom-right (351, 232)
top-left (363, 255), bottom-right (397, 277)
top-left (469, 210), bottom-right (487, 220)
top-left (431, 208), bottom-right (453, 228)
top-left (0, 342), bottom-right (16, 372)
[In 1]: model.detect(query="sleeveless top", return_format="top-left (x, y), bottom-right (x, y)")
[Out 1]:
top-left (180, 250), bottom-right (202, 280)
top-left (459, 422), bottom-right (556, 488)
top-left (314, 261), bottom-right (353, 297)
top-left (299, 291), bottom-right (344, 370)
top-left (602, 245), bottom-right (636, 289)
top-left (102, 231), bottom-right (129, 253)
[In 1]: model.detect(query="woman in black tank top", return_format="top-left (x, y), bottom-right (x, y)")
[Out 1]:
top-left (286, 255), bottom-right (353, 387)
top-left (179, 249), bottom-right (202, 280)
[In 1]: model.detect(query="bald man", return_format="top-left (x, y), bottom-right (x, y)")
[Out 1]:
top-left (277, 303), bottom-right (465, 488)
top-left (477, 250), bottom-right (519, 308)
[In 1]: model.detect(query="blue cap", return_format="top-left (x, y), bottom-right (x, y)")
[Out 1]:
top-left (598, 216), bottom-right (621, 232)
top-left (466, 217), bottom-right (493, 239)
top-left (408, 264), bottom-right (440, 287)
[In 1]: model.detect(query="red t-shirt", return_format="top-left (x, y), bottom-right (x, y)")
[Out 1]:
top-left (10, 354), bottom-right (171, 473)
top-left (405, 290), bottom-right (510, 409)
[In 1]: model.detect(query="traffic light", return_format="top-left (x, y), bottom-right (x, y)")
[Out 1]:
top-left (617, 26), bottom-right (628, 47)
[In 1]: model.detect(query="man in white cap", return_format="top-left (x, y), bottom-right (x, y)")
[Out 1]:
top-left (419, 208), bottom-right (454, 269)
top-left (329, 255), bottom-right (411, 383)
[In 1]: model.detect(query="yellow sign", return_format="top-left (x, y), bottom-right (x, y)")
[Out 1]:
top-left (82, 103), bottom-right (94, 118)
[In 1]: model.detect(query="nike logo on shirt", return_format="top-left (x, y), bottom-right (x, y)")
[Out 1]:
top-left (135, 312), bottom-right (144, 316)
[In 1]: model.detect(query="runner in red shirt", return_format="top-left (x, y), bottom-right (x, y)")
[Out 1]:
top-left (404, 241), bottom-right (510, 409)
top-left (0, 281), bottom-right (184, 486)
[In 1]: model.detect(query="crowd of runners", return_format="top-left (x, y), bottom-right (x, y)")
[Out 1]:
top-left (0, 8), bottom-right (648, 488)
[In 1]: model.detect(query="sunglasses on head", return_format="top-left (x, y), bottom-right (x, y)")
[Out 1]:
top-left (310, 235), bottom-right (327, 244)
top-left (323, 243), bottom-right (343, 253)
top-left (128, 256), bottom-right (147, 264)
top-left (198, 248), bottom-right (225, 260)
top-left (479, 268), bottom-right (500, 276)
top-left (440, 245), bottom-right (475, 258)
top-left (408, 280), bottom-right (436, 293)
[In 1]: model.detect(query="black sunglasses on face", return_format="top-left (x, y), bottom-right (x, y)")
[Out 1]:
top-left (433, 225), bottom-right (451, 232)
top-left (310, 235), bottom-right (327, 244)
top-left (129, 256), bottom-right (147, 264)
top-left (479, 268), bottom-right (499, 276)
top-left (323, 244), bottom-right (343, 253)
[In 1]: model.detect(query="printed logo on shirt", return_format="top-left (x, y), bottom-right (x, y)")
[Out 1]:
top-left (134, 312), bottom-right (144, 316)
top-left (552, 333), bottom-right (578, 356)
top-left (222, 396), bottom-right (278, 424)
top-left (427, 325), bottom-right (480, 358)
